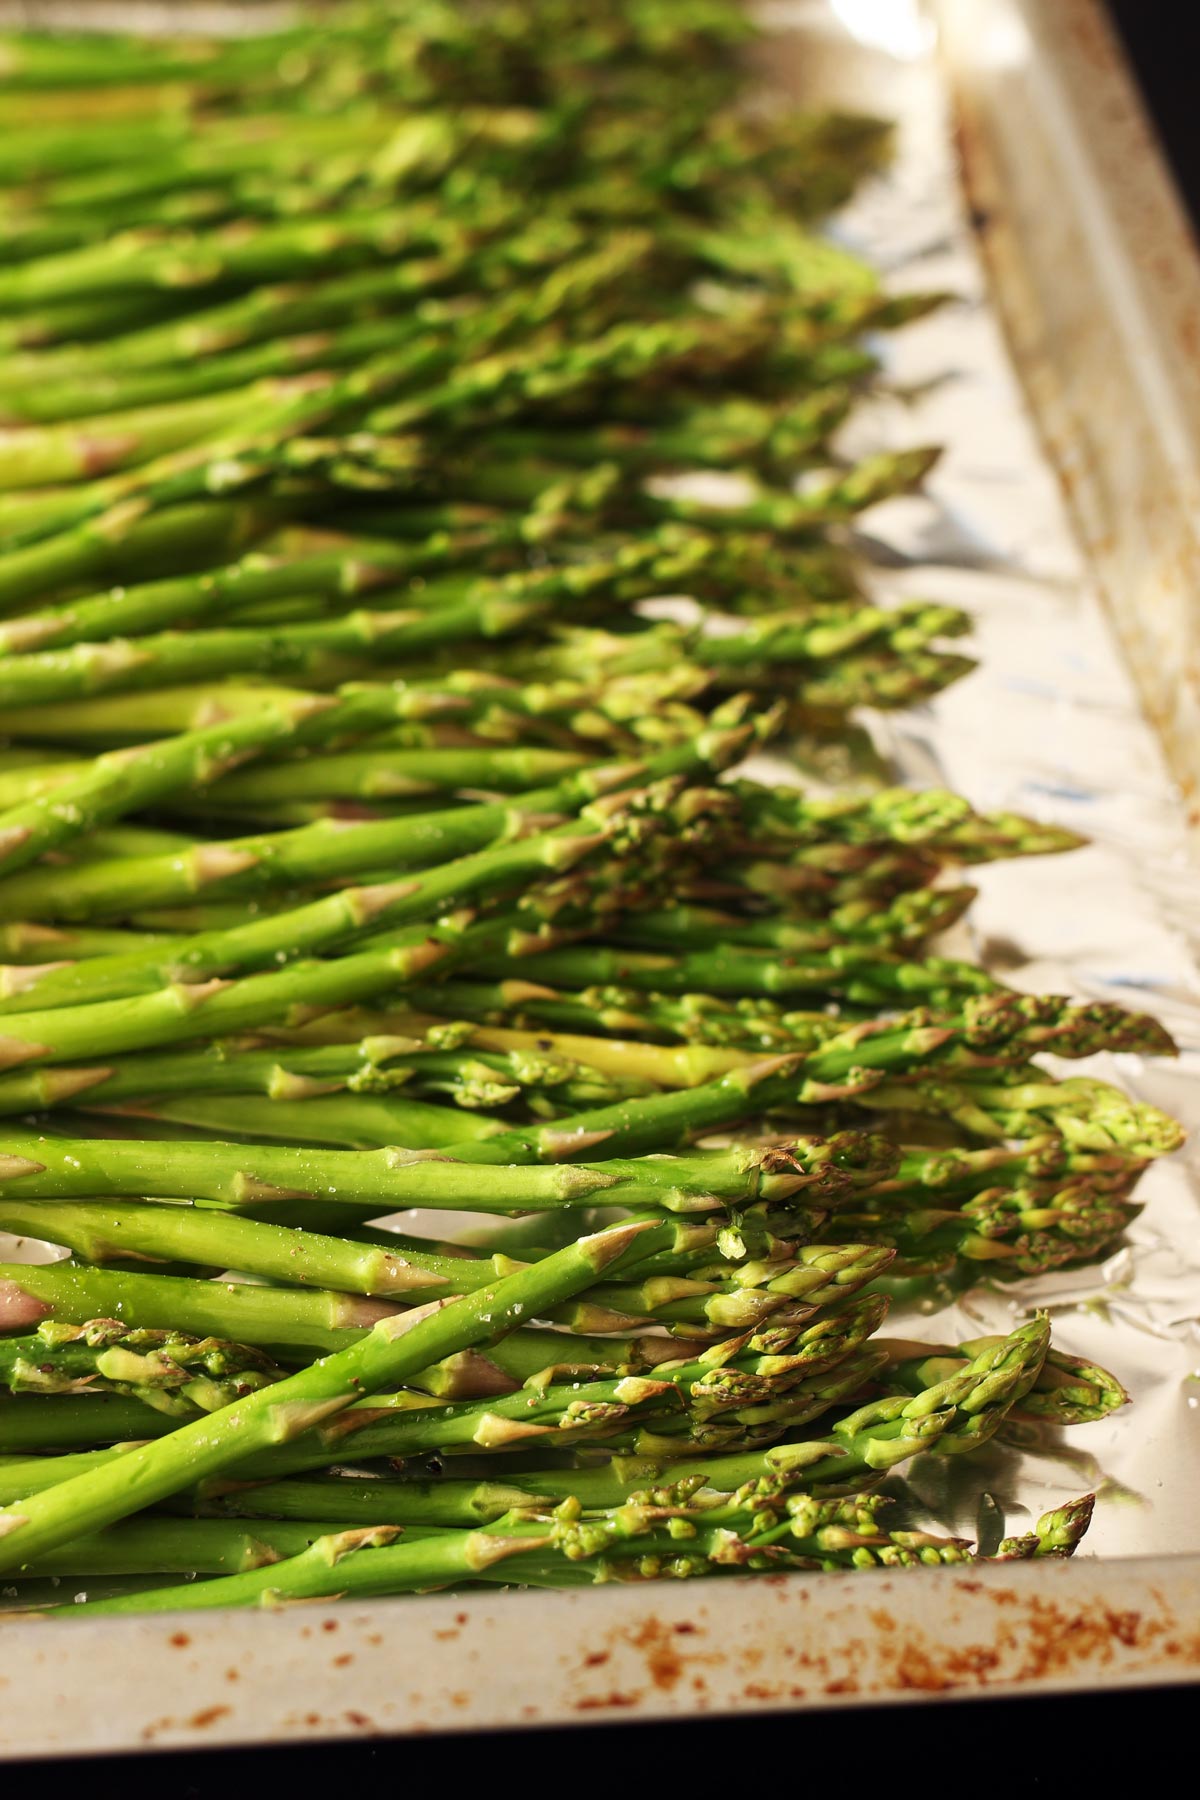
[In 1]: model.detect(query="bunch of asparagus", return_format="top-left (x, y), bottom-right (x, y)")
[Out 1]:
top-left (0, 0), bottom-right (1177, 1614)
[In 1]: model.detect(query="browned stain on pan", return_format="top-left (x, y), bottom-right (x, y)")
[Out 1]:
top-left (560, 1577), bottom-right (1200, 1713)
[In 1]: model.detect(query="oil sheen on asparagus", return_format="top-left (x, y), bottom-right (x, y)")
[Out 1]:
top-left (0, 0), bottom-right (1177, 1614)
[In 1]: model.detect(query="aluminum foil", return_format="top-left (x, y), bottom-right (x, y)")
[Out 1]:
top-left (755, 0), bottom-right (1200, 1559)
top-left (1, 0), bottom-right (1195, 1576)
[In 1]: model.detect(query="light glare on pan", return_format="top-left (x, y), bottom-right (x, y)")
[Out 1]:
top-left (828, 0), bottom-right (935, 61)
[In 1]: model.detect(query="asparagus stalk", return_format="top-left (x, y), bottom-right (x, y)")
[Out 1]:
top-left (0, 743), bottom-right (755, 1016)
top-left (0, 1215), bottom-right (691, 1572)
top-left (0, 1318), bottom-right (282, 1417)
top-left (0, 1035), bottom-right (502, 1119)
top-left (0, 921), bottom-right (160, 963)
top-left (0, 1297), bottom-right (890, 1465)
top-left (7, 1515), bottom-right (385, 1581)
top-left (0, 1134), bottom-right (889, 1216)
top-left (460, 941), bottom-right (996, 1008)
top-left (0, 522), bottom-right (541, 659)
top-left (822, 1179), bottom-right (1141, 1276)
top-left (0, 716), bottom-right (751, 922)
top-left (231, 1316), bottom-right (1052, 1526)
top-left (0, 526), bottom-right (817, 707)
top-left (0, 1262), bottom-right (415, 1362)
top-left (391, 987), bottom-right (1176, 1081)
top-left (29, 1481), bottom-right (1024, 1611)
top-left (0, 679), bottom-right (519, 878)
top-left (0, 1198), bottom-right (477, 1301)
top-left (272, 1008), bottom-right (770, 1087)
top-left (732, 782), bottom-right (1087, 861)
top-left (0, 1317), bottom-right (1060, 1520)
top-left (0, 880), bottom-right (974, 1023)
top-left (0, 220), bottom-right (652, 425)
top-left (0, 302), bottom-right (791, 568)
top-left (14, 1454), bottom-right (1057, 1584)
top-left (881, 1337), bottom-right (1129, 1425)
top-left (0, 497), bottom-right (286, 614)
top-left (0, 1032), bottom-right (649, 1122)
top-left (0, 783), bottom-right (687, 1014)
top-left (848, 1067), bottom-right (1185, 1157)
top-left (80, 1091), bottom-right (512, 1153)
top-left (0, 198), bottom-right (511, 312)
top-left (201, 743), bottom-right (593, 804)
top-left (0, 588), bottom-right (955, 713)
top-left (0, 221), bottom-right (593, 403)
top-left (606, 887), bottom-right (976, 953)
top-left (193, 1470), bottom-right (1094, 1572)
top-left (0, 900), bottom-right (639, 1065)
top-left (82, 1080), bottom-right (532, 1152)
top-left (0, 379), bottom-right (338, 491)
top-left (0, 1350), bottom-right (887, 1467)
top-left (0, 1197), bottom-right (892, 1335)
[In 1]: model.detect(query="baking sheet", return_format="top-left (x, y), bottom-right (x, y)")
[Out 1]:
top-left (0, 0), bottom-right (1197, 1747)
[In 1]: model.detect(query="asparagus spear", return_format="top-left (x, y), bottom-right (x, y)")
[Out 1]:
top-left (0, 1216), bottom-right (697, 1572)
top-left (272, 1007), bottom-right (773, 1085)
top-left (193, 1470), bottom-right (1094, 1572)
top-left (0, 877), bottom-right (973, 1021)
top-left (0, 198), bottom-right (512, 312)
top-left (0, 1263), bottom-right (415, 1363)
top-left (823, 1179), bottom-right (1141, 1276)
top-left (389, 987), bottom-right (1175, 1080)
top-left (0, 1318), bottom-right (282, 1417)
top-left (0, 1036), bottom-right (482, 1116)
top-left (605, 887), bottom-right (976, 953)
top-left (6, 1515), bottom-right (385, 1581)
top-left (0, 214), bottom-right (644, 425)
top-left (0, 898), bottom-right (650, 1065)
top-left (0, 921), bottom-right (160, 963)
top-left (0, 723), bottom-right (752, 986)
top-left (848, 1067), bottom-right (1185, 1157)
top-left (0, 714), bottom-right (750, 921)
top-left (0, 678), bottom-right (522, 877)
top-left (0, 1133), bottom-right (888, 1216)
top-left (456, 941), bottom-right (995, 1008)
top-left (881, 1337), bottom-right (1129, 1425)
top-left (0, 522), bottom-right (544, 659)
top-left (14, 1461), bottom-right (1072, 1591)
top-left (0, 222), bottom-right (594, 403)
top-left (78, 1090), bottom-right (512, 1153)
top-left (0, 379), bottom-right (343, 491)
top-left (193, 742), bottom-right (594, 803)
top-left (28, 1481), bottom-right (1027, 1611)
top-left (0, 1032), bottom-right (647, 1121)
top-left (0, 590), bottom-right (959, 712)
top-left (0, 1314), bottom-right (1058, 1518)
top-left (0, 1298), bottom-right (890, 1464)
top-left (0, 1196), bottom-right (892, 1336)
top-left (734, 782), bottom-right (1086, 861)
top-left (229, 1315), bottom-right (1052, 1526)
top-left (0, 778), bottom-right (703, 1013)
top-left (72, 1085), bottom-right (472, 1154)
top-left (0, 301), bottom-right (790, 566)
top-left (0, 1197), bottom-right (475, 1301)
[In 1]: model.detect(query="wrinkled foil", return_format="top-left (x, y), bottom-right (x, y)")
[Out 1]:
top-left (1, 0), bottom-right (1195, 1570)
top-left (755, 0), bottom-right (1200, 1557)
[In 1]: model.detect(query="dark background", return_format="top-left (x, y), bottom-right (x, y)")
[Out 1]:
top-left (14, 3), bottom-right (1200, 1785)
top-left (1107, 1), bottom-right (1200, 237)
